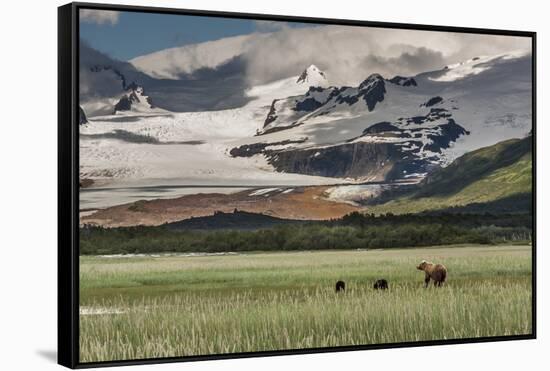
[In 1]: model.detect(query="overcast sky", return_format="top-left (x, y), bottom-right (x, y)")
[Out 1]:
top-left (81, 9), bottom-right (531, 86)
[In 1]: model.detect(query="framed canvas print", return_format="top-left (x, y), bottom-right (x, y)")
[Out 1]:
top-left (58, 2), bottom-right (536, 368)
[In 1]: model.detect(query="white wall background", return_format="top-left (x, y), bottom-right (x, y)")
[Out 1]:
top-left (0, 0), bottom-right (546, 369)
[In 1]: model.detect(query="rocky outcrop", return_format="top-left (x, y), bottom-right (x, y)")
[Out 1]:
top-left (424, 119), bottom-right (470, 153)
top-left (266, 142), bottom-right (436, 181)
top-left (262, 100), bottom-right (279, 127)
top-left (79, 106), bottom-right (88, 125)
top-left (113, 84), bottom-right (155, 113)
top-left (362, 121), bottom-right (399, 135)
top-left (259, 74), bottom-right (387, 135)
top-left (388, 75), bottom-right (418, 87)
top-left (399, 107), bottom-right (452, 125)
top-left (229, 139), bottom-right (307, 157)
top-left (236, 107), bottom-right (470, 181)
top-left (335, 74), bottom-right (386, 110)
top-left (113, 95), bottom-right (133, 112)
top-left (295, 95), bottom-right (326, 112)
top-left (421, 96), bottom-right (443, 107)
top-left (351, 110), bottom-right (469, 145)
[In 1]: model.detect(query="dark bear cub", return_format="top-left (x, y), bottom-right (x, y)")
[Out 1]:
top-left (373, 279), bottom-right (389, 290)
top-left (335, 280), bottom-right (346, 292)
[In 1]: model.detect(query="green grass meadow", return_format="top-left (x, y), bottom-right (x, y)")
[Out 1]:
top-left (79, 245), bottom-right (532, 362)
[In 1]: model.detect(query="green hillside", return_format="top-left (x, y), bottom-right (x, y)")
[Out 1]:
top-left (366, 136), bottom-right (533, 214)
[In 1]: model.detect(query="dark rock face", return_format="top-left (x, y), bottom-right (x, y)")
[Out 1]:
top-left (79, 106), bottom-right (88, 125)
top-left (263, 100), bottom-right (279, 127)
top-left (294, 86), bottom-right (343, 112)
top-left (255, 112), bottom-right (469, 181)
top-left (267, 142), bottom-right (407, 180)
top-left (308, 86), bottom-right (324, 93)
top-left (296, 69), bottom-right (309, 84)
top-left (128, 90), bottom-right (141, 104)
top-left (332, 74), bottom-right (386, 110)
top-left (295, 97), bottom-right (325, 112)
top-left (399, 107), bottom-right (452, 125)
top-left (424, 119), bottom-right (470, 153)
top-left (248, 70), bottom-right (474, 181)
top-left (421, 96), bottom-right (444, 107)
top-left (229, 139), bottom-right (307, 158)
top-left (334, 91), bottom-right (358, 105)
top-left (114, 95), bottom-right (132, 112)
top-left (388, 76), bottom-right (418, 87)
top-left (363, 122), bottom-right (399, 134)
top-left (113, 85), bottom-right (154, 113)
top-left (350, 108), bottom-right (467, 143)
top-left (261, 87), bottom-right (340, 131)
top-left (356, 74), bottom-right (386, 111)
top-left (235, 105), bottom-right (470, 181)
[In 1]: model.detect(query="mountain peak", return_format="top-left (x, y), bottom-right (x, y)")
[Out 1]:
top-left (296, 64), bottom-right (328, 87)
top-left (113, 83), bottom-right (156, 114)
top-left (359, 73), bottom-right (384, 87)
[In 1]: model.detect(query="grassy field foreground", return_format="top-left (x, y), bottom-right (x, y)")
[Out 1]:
top-left (79, 245), bottom-right (532, 362)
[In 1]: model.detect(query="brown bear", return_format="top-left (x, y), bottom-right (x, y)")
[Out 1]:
top-left (416, 260), bottom-right (447, 287)
top-left (335, 280), bottom-right (346, 293)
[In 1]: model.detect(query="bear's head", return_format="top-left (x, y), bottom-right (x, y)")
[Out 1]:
top-left (417, 260), bottom-right (430, 271)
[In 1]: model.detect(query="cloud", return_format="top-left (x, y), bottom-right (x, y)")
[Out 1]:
top-left (253, 20), bottom-right (290, 33)
top-left (80, 9), bottom-right (120, 25)
top-left (239, 25), bottom-right (531, 85)
top-left (363, 47), bottom-right (447, 77)
top-left (129, 24), bottom-right (531, 86)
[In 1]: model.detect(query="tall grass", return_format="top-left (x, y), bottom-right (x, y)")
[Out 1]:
top-left (79, 245), bottom-right (532, 362)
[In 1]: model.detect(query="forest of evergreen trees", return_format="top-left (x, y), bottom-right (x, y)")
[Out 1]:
top-left (80, 212), bottom-right (532, 255)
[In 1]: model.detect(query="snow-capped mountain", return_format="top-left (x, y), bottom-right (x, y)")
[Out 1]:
top-left (80, 43), bottom-right (254, 115)
top-left (296, 65), bottom-right (329, 87)
top-left (79, 51), bottom-right (531, 196)
top-left (229, 52), bottom-right (531, 182)
top-left (113, 83), bottom-right (164, 114)
top-left (79, 64), bottom-right (335, 197)
top-left (261, 73), bottom-right (385, 135)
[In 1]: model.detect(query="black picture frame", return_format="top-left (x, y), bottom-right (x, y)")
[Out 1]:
top-left (58, 2), bottom-right (537, 368)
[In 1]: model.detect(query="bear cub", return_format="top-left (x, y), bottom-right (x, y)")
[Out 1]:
top-left (373, 279), bottom-right (389, 290)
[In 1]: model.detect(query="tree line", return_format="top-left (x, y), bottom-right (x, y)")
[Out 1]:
top-left (80, 212), bottom-right (531, 255)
